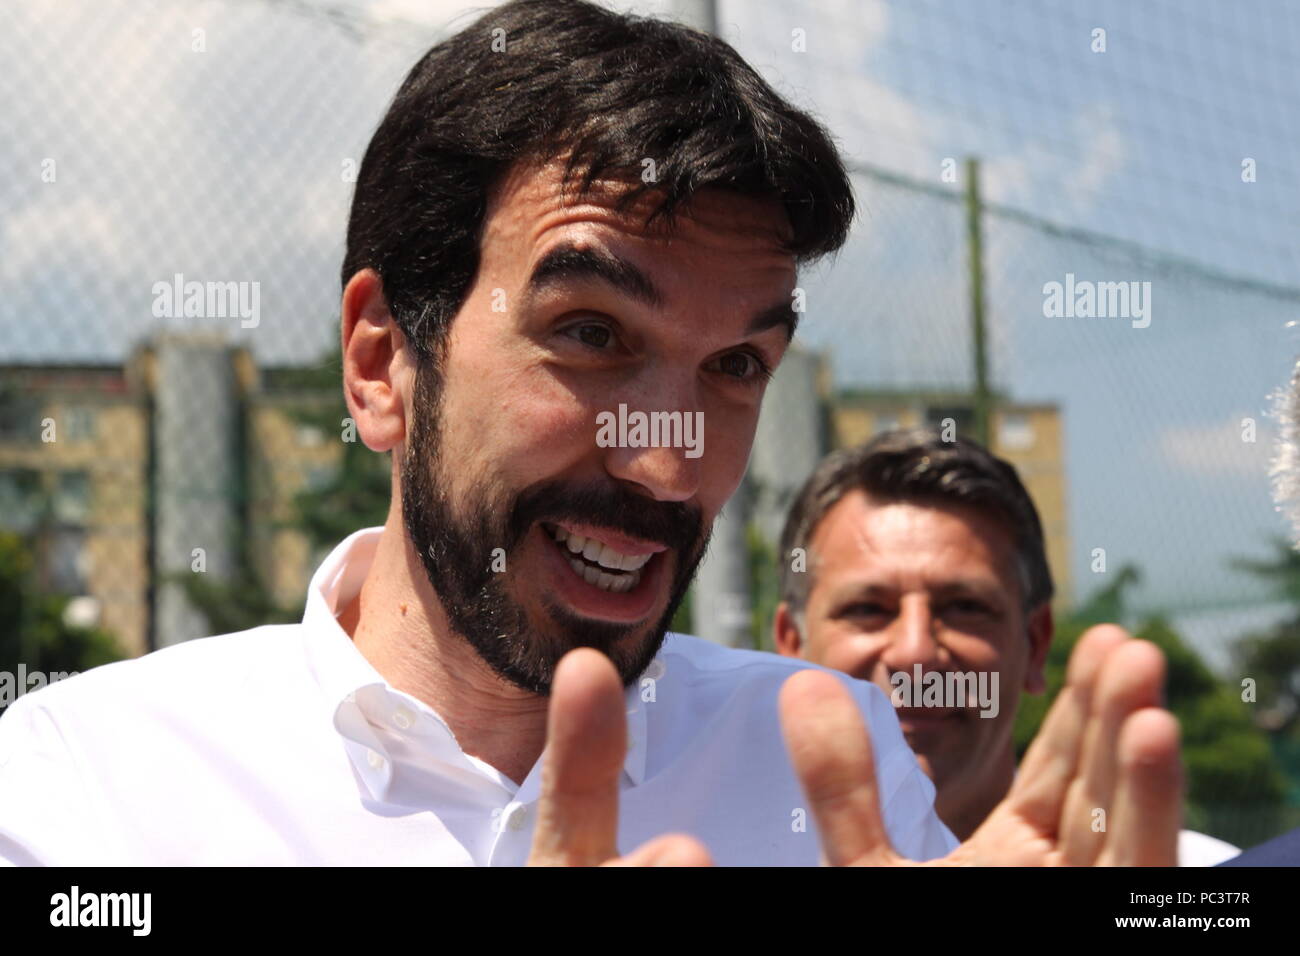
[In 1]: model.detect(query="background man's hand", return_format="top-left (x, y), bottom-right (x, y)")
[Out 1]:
top-left (526, 648), bottom-right (713, 866)
top-left (779, 624), bottom-right (1183, 866)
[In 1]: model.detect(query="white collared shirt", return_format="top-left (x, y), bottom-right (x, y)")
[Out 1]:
top-left (0, 526), bottom-right (956, 866)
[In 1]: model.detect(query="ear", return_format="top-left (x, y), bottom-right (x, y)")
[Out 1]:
top-left (773, 602), bottom-right (803, 658)
top-left (1022, 602), bottom-right (1054, 694)
top-left (340, 268), bottom-right (412, 453)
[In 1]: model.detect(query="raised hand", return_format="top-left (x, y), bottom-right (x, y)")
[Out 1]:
top-left (779, 625), bottom-right (1183, 866)
top-left (526, 648), bottom-right (712, 867)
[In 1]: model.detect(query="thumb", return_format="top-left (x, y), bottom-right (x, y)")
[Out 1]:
top-left (527, 648), bottom-right (628, 866)
top-left (779, 669), bottom-right (900, 866)
top-left (604, 834), bottom-right (714, 867)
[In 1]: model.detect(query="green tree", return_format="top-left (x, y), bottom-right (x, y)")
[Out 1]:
top-left (1014, 565), bottom-right (1286, 848)
top-left (1233, 538), bottom-right (1300, 740)
top-left (277, 355), bottom-right (391, 555)
top-left (1233, 538), bottom-right (1300, 807)
top-left (747, 522), bottom-right (781, 652)
top-left (0, 530), bottom-right (124, 715)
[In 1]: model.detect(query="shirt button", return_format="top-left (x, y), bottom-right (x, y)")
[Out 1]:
top-left (393, 708), bottom-right (413, 730)
top-left (644, 659), bottom-right (666, 680)
top-left (507, 804), bottom-right (528, 831)
top-left (367, 749), bottom-right (386, 769)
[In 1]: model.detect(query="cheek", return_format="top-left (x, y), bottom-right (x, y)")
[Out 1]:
top-left (696, 405), bottom-right (760, 507)
top-left (948, 631), bottom-right (1027, 699)
top-left (817, 629), bottom-right (884, 682)
top-left (443, 361), bottom-right (594, 471)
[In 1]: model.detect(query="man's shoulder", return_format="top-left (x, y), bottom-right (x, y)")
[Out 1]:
top-left (646, 633), bottom-right (952, 862)
top-left (1218, 825), bottom-right (1300, 867)
top-left (1, 623), bottom-right (306, 729)
top-left (1178, 829), bottom-right (1239, 867)
top-left (656, 631), bottom-right (892, 709)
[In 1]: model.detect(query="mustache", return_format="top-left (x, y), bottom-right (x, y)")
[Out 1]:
top-left (506, 478), bottom-right (704, 555)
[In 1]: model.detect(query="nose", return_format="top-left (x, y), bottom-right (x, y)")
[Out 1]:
top-left (600, 379), bottom-right (704, 503)
top-left (879, 594), bottom-right (943, 676)
top-left (602, 414), bottom-right (703, 502)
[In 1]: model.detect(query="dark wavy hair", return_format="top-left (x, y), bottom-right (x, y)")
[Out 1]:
top-left (342, 0), bottom-right (856, 362)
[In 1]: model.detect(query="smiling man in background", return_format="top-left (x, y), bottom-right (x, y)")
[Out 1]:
top-left (776, 427), bottom-right (1233, 864)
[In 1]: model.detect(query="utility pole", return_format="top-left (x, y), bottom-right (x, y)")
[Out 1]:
top-left (669, 0), bottom-right (717, 34)
top-left (664, 0), bottom-right (751, 647)
top-left (966, 156), bottom-right (992, 447)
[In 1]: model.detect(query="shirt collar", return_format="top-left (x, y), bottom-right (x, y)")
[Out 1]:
top-left (301, 526), bottom-right (648, 788)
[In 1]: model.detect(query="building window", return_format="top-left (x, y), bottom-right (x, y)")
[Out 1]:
top-left (873, 411), bottom-right (901, 434)
top-left (0, 395), bottom-right (41, 442)
top-left (47, 525), bottom-right (90, 594)
top-left (925, 405), bottom-right (975, 437)
top-left (0, 469), bottom-right (43, 533)
top-left (999, 413), bottom-right (1036, 451)
top-left (296, 424), bottom-right (325, 447)
top-left (303, 464), bottom-right (336, 492)
top-left (53, 471), bottom-right (91, 524)
top-left (64, 406), bottom-right (96, 442)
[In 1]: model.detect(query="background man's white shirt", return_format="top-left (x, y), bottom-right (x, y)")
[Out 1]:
top-left (1177, 829), bottom-right (1239, 867)
top-left (0, 526), bottom-right (956, 866)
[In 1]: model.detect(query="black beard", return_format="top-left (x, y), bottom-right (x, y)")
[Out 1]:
top-left (400, 355), bottom-right (708, 696)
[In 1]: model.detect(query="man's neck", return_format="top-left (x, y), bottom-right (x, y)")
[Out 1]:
top-left (341, 509), bottom-right (550, 786)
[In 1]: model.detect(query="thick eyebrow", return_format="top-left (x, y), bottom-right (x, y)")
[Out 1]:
top-left (525, 242), bottom-right (663, 309)
top-left (525, 240), bottom-right (799, 342)
top-left (747, 299), bottom-right (800, 344)
top-left (931, 579), bottom-right (1007, 606)
top-left (827, 578), bottom-right (1004, 607)
top-left (827, 583), bottom-right (894, 606)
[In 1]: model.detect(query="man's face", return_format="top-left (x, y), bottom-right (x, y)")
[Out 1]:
top-left (401, 160), bottom-right (797, 695)
top-left (780, 491), bottom-right (1048, 809)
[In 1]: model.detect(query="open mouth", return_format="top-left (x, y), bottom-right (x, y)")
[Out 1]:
top-left (542, 522), bottom-right (655, 594)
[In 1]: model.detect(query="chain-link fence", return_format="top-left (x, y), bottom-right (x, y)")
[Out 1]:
top-left (3, 0), bottom-right (1299, 848)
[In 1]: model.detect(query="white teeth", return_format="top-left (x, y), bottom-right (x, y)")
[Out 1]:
top-left (567, 557), bottom-right (642, 593)
top-left (551, 525), bottom-right (654, 590)
top-left (554, 528), bottom-right (653, 569)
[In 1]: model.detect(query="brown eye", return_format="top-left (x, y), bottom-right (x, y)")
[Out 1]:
top-left (844, 602), bottom-right (890, 619)
top-left (717, 353), bottom-right (754, 378)
top-left (569, 323), bottom-right (612, 348)
top-left (706, 351), bottom-right (772, 386)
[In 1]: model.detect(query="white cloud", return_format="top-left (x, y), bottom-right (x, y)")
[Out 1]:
top-left (1160, 415), bottom-right (1275, 477)
top-left (363, 0), bottom-right (498, 30)
top-left (0, 195), bottom-right (132, 284)
top-left (981, 104), bottom-right (1126, 217)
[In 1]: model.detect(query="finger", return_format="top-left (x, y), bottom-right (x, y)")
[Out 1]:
top-left (1060, 639), bottom-right (1166, 865)
top-left (1097, 708), bottom-right (1182, 866)
top-left (778, 669), bottom-right (898, 866)
top-left (603, 834), bottom-right (714, 867)
top-left (526, 648), bottom-right (628, 866)
top-left (1004, 625), bottom-right (1130, 832)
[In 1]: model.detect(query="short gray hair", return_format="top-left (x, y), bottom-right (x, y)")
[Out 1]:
top-left (778, 426), bottom-right (1054, 617)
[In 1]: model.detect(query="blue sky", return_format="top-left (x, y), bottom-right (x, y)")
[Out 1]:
top-left (2, 0), bottom-right (1297, 662)
top-left (717, 0), bottom-right (1300, 660)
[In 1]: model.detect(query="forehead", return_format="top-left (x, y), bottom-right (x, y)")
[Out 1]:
top-left (808, 490), bottom-right (1019, 588)
top-left (479, 157), bottom-right (796, 283)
